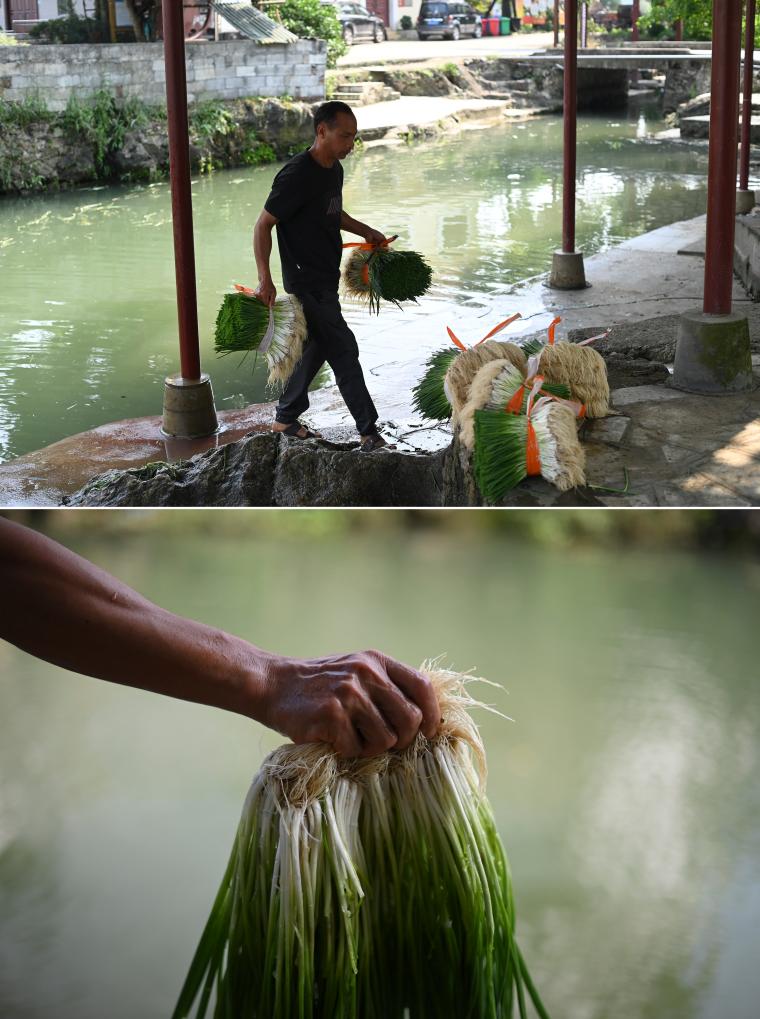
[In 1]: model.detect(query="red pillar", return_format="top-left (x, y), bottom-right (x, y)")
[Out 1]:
top-left (674, 18), bottom-right (684, 41)
top-left (632, 0), bottom-right (640, 41)
top-left (703, 0), bottom-right (743, 315)
top-left (162, 0), bottom-right (202, 382)
top-left (562, 0), bottom-right (578, 253)
top-left (740, 0), bottom-right (757, 191)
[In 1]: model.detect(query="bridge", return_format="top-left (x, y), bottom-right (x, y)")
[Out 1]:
top-left (520, 47), bottom-right (717, 71)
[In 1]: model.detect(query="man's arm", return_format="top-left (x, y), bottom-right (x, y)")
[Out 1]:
top-left (0, 519), bottom-right (439, 758)
top-left (253, 210), bottom-right (278, 307)
top-left (341, 210), bottom-right (386, 246)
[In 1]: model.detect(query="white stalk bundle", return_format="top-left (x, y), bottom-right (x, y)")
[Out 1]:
top-left (265, 295), bottom-right (308, 388)
top-left (214, 290), bottom-right (308, 389)
top-left (173, 666), bottom-right (551, 1019)
top-left (458, 361), bottom-right (575, 452)
top-left (473, 400), bottom-right (586, 501)
top-left (444, 341), bottom-right (528, 418)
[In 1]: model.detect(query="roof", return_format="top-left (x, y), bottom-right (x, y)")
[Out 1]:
top-left (211, 1), bottom-right (298, 44)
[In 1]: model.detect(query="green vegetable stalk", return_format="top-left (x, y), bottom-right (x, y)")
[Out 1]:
top-left (173, 665), bottom-right (552, 1019)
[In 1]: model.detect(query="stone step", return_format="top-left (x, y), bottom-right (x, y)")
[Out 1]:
top-left (335, 82), bottom-right (371, 93)
top-left (681, 114), bottom-right (760, 142)
top-left (331, 83), bottom-right (401, 106)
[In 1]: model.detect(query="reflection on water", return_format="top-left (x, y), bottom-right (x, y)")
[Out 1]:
top-left (0, 105), bottom-right (710, 462)
top-left (0, 528), bottom-right (759, 1019)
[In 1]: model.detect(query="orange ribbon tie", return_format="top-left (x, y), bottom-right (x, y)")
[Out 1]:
top-left (526, 421), bottom-right (541, 476)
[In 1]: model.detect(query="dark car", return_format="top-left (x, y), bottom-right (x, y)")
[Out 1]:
top-left (417, 1), bottom-right (482, 40)
top-left (337, 2), bottom-right (387, 44)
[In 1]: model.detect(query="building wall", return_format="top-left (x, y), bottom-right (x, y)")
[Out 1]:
top-left (389, 0), bottom-right (422, 30)
top-left (0, 38), bottom-right (326, 110)
top-left (1, 0), bottom-right (133, 32)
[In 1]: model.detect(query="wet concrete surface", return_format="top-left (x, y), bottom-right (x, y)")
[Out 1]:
top-left (4, 215), bottom-right (760, 507)
top-left (0, 405), bottom-right (275, 508)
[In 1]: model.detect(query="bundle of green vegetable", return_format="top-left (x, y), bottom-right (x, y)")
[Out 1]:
top-left (214, 285), bottom-right (307, 387)
top-left (473, 397), bottom-right (585, 503)
top-left (458, 360), bottom-right (572, 450)
top-left (411, 347), bottom-right (460, 420)
top-left (412, 315), bottom-right (525, 422)
top-left (172, 664), bottom-right (552, 1019)
top-left (343, 241), bottom-right (433, 315)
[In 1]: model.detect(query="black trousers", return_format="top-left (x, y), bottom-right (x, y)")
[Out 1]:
top-left (275, 290), bottom-right (379, 436)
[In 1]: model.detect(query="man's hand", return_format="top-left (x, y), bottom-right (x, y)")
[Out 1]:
top-left (262, 650), bottom-right (440, 758)
top-left (255, 277), bottom-right (277, 307)
top-left (363, 227), bottom-right (387, 247)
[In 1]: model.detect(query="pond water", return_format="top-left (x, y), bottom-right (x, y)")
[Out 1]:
top-left (0, 517), bottom-right (758, 1018)
top-left (0, 104), bottom-right (712, 463)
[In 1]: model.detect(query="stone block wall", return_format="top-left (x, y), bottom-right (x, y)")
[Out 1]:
top-left (0, 39), bottom-right (326, 110)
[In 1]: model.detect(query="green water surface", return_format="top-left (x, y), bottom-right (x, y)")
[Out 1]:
top-left (0, 518), bottom-right (758, 1018)
top-left (0, 105), bottom-right (710, 462)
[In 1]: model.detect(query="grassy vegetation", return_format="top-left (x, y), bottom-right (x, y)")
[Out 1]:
top-left (0, 91), bottom-right (287, 193)
top-left (7, 509), bottom-right (760, 554)
top-left (0, 93), bottom-right (52, 128)
top-left (61, 90), bottom-right (157, 174)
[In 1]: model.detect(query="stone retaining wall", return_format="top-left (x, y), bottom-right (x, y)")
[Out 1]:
top-left (0, 39), bottom-right (325, 110)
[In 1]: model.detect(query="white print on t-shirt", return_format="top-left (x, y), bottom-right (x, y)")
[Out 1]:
top-left (326, 195), bottom-right (342, 216)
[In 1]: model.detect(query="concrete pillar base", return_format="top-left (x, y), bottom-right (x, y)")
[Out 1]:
top-left (736, 189), bottom-right (756, 215)
top-left (161, 373), bottom-right (219, 438)
top-left (672, 309), bottom-right (753, 394)
top-left (548, 250), bottom-right (588, 290)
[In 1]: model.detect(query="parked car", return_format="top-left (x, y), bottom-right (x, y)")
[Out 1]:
top-left (337, 2), bottom-right (387, 44)
top-left (416, 2), bottom-right (483, 41)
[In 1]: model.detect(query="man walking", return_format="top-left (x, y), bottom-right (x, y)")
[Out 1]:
top-left (253, 101), bottom-right (393, 452)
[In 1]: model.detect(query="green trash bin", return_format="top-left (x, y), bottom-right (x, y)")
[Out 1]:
top-left (499, 16), bottom-right (511, 34)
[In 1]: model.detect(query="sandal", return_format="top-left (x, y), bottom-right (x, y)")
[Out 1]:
top-left (277, 422), bottom-right (322, 440)
top-left (359, 434), bottom-right (396, 453)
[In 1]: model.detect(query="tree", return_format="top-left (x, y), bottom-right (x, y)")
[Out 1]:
top-left (639, 0), bottom-right (712, 39)
top-left (277, 0), bottom-right (347, 69)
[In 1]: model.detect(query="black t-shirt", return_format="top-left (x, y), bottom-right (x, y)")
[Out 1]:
top-left (264, 150), bottom-right (343, 295)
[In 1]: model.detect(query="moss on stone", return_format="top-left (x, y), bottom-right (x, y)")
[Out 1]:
top-left (696, 319), bottom-right (752, 387)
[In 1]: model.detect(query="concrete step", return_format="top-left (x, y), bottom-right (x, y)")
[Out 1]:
top-left (507, 79), bottom-right (533, 92)
top-left (331, 82), bottom-right (401, 106)
top-left (681, 114), bottom-right (760, 142)
top-left (335, 82), bottom-right (371, 93)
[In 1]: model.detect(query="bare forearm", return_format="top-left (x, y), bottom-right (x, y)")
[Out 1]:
top-left (253, 218), bottom-right (274, 283)
top-left (0, 520), bottom-right (272, 722)
top-left (341, 211), bottom-right (371, 238)
top-left (0, 520), bottom-right (440, 758)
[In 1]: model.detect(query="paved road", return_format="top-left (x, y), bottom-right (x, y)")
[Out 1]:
top-left (338, 30), bottom-right (555, 67)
